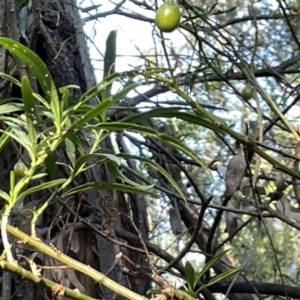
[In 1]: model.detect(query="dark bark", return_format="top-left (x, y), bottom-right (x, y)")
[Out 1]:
top-left (209, 281), bottom-right (300, 299)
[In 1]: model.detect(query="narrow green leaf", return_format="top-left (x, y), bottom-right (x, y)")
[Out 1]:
top-left (72, 153), bottom-right (103, 177)
top-left (71, 100), bottom-right (113, 129)
top-left (208, 268), bottom-right (241, 285)
top-left (110, 82), bottom-right (140, 105)
top-left (33, 93), bottom-right (51, 109)
top-left (0, 97), bottom-right (23, 105)
top-left (122, 108), bottom-right (225, 135)
top-left (59, 85), bottom-right (80, 112)
top-left (21, 76), bottom-right (37, 157)
top-left (208, 2), bottom-right (218, 14)
top-left (71, 149), bottom-right (121, 179)
top-left (0, 128), bottom-right (33, 160)
top-left (92, 122), bottom-right (212, 180)
top-left (62, 182), bottom-right (156, 198)
top-left (198, 268), bottom-right (241, 292)
top-left (0, 38), bottom-right (61, 130)
top-left (90, 122), bottom-right (156, 134)
top-left (102, 30), bottom-right (117, 98)
top-left (65, 133), bottom-right (84, 156)
top-left (17, 178), bottom-right (66, 200)
top-left (106, 161), bottom-right (154, 190)
top-left (146, 288), bottom-right (162, 295)
top-left (181, 289), bottom-right (196, 298)
top-left (194, 249), bottom-right (230, 287)
top-left (160, 134), bottom-right (212, 180)
top-left (71, 83), bottom-right (140, 129)
top-left (102, 153), bottom-right (122, 165)
top-left (65, 138), bottom-right (76, 167)
top-left (0, 103), bottom-right (23, 114)
top-left (73, 148), bottom-right (121, 176)
top-left (21, 77), bottom-right (36, 117)
top-left (118, 153), bottom-right (186, 202)
top-left (44, 152), bottom-right (57, 180)
top-left (30, 173), bottom-right (48, 180)
top-left (0, 190), bottom-right (10, 202)
top-left (185, 261), bottom-right (195, 292)
top-left (78, 67), bottom-right (167, 106)
top-left (10, 170), bottom-right (15, 197)
top-left (2, 117), bottom-right (26, 127)
top-left (59, 86), bottom-right (70, 112)
top-left (0, 128), bottom-right (11, 153)
top-left (0, 72), bottom-right (21, 86)
top-left (212, 6), bottom-right (237, 15)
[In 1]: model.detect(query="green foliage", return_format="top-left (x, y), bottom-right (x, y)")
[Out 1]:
top-left (183, 250), bottom-right (241, 296)
top-left (3, 0), bottom-right (300, 297)
top-left (102, 30), bottom-right (117, 98)
top-left (0, 39), bottom-right (173, 210)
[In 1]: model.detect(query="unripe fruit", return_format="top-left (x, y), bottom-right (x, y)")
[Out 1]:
top-left (14, 160), bottom-right (28, 178)
top-left (291, 4), bottom-right (300, 12)
top-left (272, 10), bottom-right (281, 19)
top-left (155, 0), bottom-right (181, 33)
top-left (241, 87), bottom-right (254, 101)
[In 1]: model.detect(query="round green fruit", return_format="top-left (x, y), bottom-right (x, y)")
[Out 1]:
top-left (291, 4), bottom-right (300, 12)
top-left (241, 87), bottom-right (254, 101)
top-left (155, 0), bottom-right (181, 33)
top-left (272, 10), bottom-right (281, 19)
top-left (14, 160), bottom-right (28, 178)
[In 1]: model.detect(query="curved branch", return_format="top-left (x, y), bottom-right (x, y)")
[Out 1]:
top-left (209, 281), bottom-right (300, 299)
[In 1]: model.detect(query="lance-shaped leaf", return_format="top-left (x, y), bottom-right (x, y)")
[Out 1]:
top-left (78, 67), bottom-right (165, 106)
top-left (16, 179), bottom-right (66, 201)
top-left (197, 267), bottom-right (241, 292)
top-left (62, 182), bottom-right (156, 198)
top-left (0, 103), bottom-right (23, 114)
top-left (102, 30), bottom-right (117, 99)
top-left (122, 108), bottom-right (225, 135)
top-left (70, 83), bottom-right (140, 129)
top-left (90, 122), bottom-right (212, 180)
top-left (0, 38), bottom-right (61, 130)
top-left (106, 161), bottom-right (154, 190)
top-left (118, 153), bottom-right (186, 202)
top-left (223, 152), bottom-right (246, 198)
top-left (184, 261), bottom-right (195, 294)
top-left (193, 249), bottom-right (231, 289)
top-left (21, 76), bottom-right (37, 158)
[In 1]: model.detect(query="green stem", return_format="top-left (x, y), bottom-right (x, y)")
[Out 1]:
top-left (1, 204), bottom-right (14, 262)
top-left (0, 260), bottom-right (97, 300)
top-left (4, 223), bottom-right (146, 300)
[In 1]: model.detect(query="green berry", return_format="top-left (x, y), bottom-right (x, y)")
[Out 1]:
top-left (291, 4), bottom-right (300, 12)
top-left (272, 10), bottom-right (281, 19)
top-left (14, 160), bottom-right (28, 178)
top-left (241, 87), bottom-right (254, 101)
top-left (155, 0), bottom-right (181, 33)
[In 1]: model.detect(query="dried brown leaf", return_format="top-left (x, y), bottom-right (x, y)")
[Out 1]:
top-left (276, 194), bottom-right (300, 221)
top-left (223, 152), bottom-right (246, 198)
top-left (169, 208), bottom-right (182, 235)
top-left (70, 232), bottom-right (80, 254)
top-left (275, 172), bottom-right (288, 193)
top-left (225, 202), bottom-right (238, 242)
